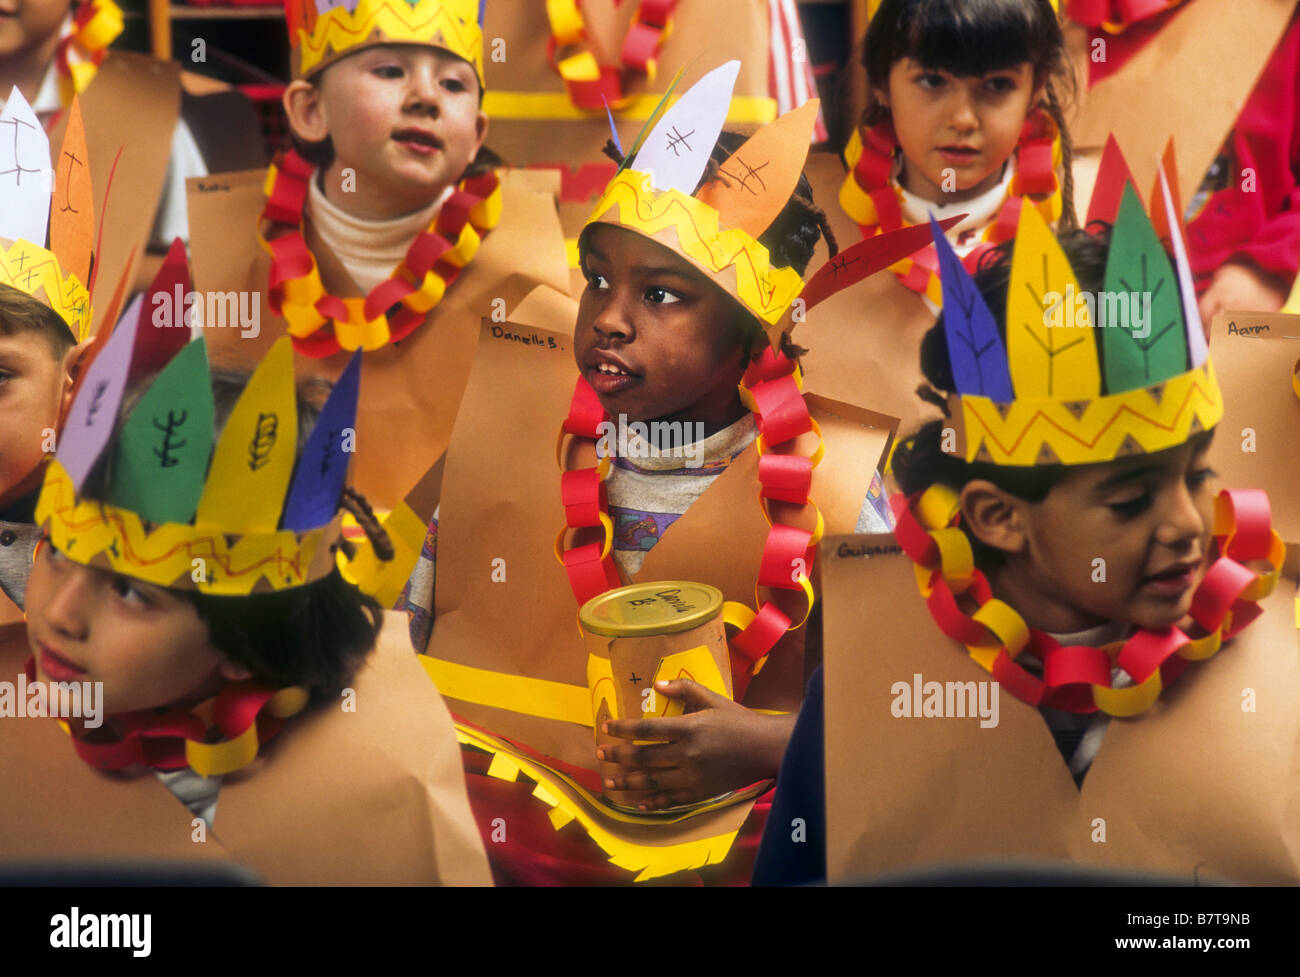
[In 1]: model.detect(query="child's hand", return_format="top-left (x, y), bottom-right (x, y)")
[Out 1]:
top-left (597, 679), bottom-right (796, 811)
top-left (1198, 262), bottom-right (1289, 321)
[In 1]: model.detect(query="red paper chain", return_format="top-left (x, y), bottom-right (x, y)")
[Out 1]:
top-left (546, 0), bottom-right (680, 110)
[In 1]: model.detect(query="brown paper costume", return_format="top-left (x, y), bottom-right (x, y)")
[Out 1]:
top-left (819, 535), bottom-right (1300, 884)
top-left (0, 611), bottom-right (492, 885)
top-left (187, 168), bottom-right (569, 511)
top-left (420, 310), bottom-right (894, 879)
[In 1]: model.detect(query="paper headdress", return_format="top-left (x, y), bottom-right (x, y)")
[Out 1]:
top-left (583, 61), bottom-right (954, 351)
top-left (35, 262), bottom-right (362, 596)
top-left (0, 89), bottom-right (96, 343)
top-left (935, 144), bottom-right (1222, 467)
top-left (284, 0), bottom-right (485, 83)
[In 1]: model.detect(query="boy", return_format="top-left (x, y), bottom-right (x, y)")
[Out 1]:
top-left (189, 0), bottom-right (570, 513)
top-left (403, 67), bottom-right (935, 882)
top-left (0, 308), bottom-right (491, 883)
top-left (755, 178), bottom-right (1291, 884)
top-left (0, 283), bottom-right (86, 623)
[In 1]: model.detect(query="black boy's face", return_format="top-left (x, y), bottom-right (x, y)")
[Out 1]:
top-left (575, 225), bottom-right (749, 435)
top-left (1012, 437), bottom-right (1219, 632)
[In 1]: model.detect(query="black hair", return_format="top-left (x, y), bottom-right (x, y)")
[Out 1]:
top-left (80, 369), bottom-right (384, 704)
top-left (859, 0), bottom-right (1078, 231)
top-left (891, 225), bottom-right (1109, 568)
top-left (0, 283), bottom-right (77, 358)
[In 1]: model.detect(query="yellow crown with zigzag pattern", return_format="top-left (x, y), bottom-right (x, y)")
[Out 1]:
top-left (285, 0), bottom-right (484, 83)
top-left (934, 159), bottom-right (1223, 468)
top-left (583, 62), bottom-right (821, 341)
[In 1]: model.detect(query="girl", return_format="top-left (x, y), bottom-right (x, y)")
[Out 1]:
top-left (0, 323), bottom-right (491, 884)
top-left (402, 65), bottom-right (934, 883)
top-left (755, 181), bottom-right (1289, 884)
top-left (801, 0), bottom-right (1076, 447)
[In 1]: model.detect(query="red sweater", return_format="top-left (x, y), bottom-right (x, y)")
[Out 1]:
top-left (1187, 10), bottom-right (1300, 292)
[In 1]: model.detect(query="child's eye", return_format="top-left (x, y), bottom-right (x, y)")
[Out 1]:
top-left (372, 64), bottom-right (404, 80)
top-left (916, 73), bottom-right (946, 91)
top-left (110, 575), bottom-right (152, 606)
top-left (1187, 467), bottom-right (1218, 490)
top-left (983, 75), bottom-right (1019, 95)
top-left (441, 77), bottom-right (468, 93)
top-left (585, 271), bottom-right (610, 291)
top-left (1108, 493), bottom-right (1152, 519)
top-left (644, 286), bottom-right (681, 305)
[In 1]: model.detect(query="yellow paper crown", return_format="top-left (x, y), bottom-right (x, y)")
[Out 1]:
top-left (286, 0), bottom-right (484, 83)
top-left (36, 324), bottom-right (359, 596)
top-left (0, 238), bottom-right (92, 344)
top-left (583, 63), bottom-right (820, 330)
top-left (938, 174), bottom-right (1223, 467)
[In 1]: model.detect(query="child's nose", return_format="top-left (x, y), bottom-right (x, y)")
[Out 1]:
top-left (1155, 483), bottom-right (1208, 548)
top-left (947, 89), bottom-right (979, 132)
top-left (41, 566), bottom-right (93, 639)
top-left (404, 68), bottom-right (443, 112)
top-left (592, 297), bottom-right (634, 341)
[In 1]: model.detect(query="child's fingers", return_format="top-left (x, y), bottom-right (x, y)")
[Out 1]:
top-left (603, 714), bottom-right (691, 742)
top-left (654, 678), bottom-right (731, 711)
top-left (635, 787), bottom-right (700, 812)
top-left (602, 766), bottom-right (693, 794)
top-left (595, 740), bottom-right (677, 768)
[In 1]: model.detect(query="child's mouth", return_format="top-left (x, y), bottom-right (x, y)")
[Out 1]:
top-left (938, 146), bottom-right (980, 165)
top-left (1140, 561), bottom-right (1200, 597)
top-left (586, 359), bottom-right (641, 395)
top-left (392, 128), bottom-right (442, 156)
top-left (37, 642), bottom-right (87, 682)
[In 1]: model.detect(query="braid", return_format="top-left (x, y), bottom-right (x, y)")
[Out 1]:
top-left (339, 487), bottom-right (395, 562)
top-left (1044, 82), bottom-right (1078, 234)
top-left (787, 193), bottom-right (840, 258)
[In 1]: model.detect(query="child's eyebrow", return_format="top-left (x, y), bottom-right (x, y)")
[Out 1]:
top-left (1092, 463), bottom-right (1164, 492)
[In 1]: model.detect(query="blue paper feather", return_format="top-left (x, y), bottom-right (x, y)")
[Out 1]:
top-left (282, 351), bottom-right (362, 532)
top-left (930, 216), bottom-right (1014, 401)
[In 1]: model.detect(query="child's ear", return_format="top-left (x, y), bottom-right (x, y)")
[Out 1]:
top-left (57, 339), bottom-right (93, 422)
top-left (960, 479), bottom-right (1029, 556)
top-left (283, 80), bottom-right (329, 144)
top-left (472, 108), bottom-right (489, 159)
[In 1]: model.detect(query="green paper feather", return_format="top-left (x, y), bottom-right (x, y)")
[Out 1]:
top-left (107, 340), bottom-right (215, 525)
top-left (1100, 184), bottom-right (1187, 393)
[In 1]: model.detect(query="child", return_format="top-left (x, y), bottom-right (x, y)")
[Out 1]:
top-left (188, 0), bottom-right (570, 516)
top-left (800, 0), bottom-right (1075, 444)
top-left (0, 0), bottom-right (252, 325)
top-left (0, 316), bottom-right (492, 883)
top-left (402, 65), bottom-right (940, 883)
top-left (754, 177), bottom-right (1289, 884)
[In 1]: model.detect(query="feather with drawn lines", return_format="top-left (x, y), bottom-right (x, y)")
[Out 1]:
top-left (1100, 183), bottom-right (1186, 393)
top-left (1006, 203), bottom-right (1100, 400)
top-left (931, 216), bottom-right (1013, 400)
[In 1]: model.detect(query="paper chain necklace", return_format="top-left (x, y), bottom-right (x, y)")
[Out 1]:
top-left (890, 484), bottom-right (1283, 717)
top-left (259, 149), bottom-right (502, 358)
top-left (557, 347), bottom-right (823, 700)
top-left (29, 655), bottom-right (308, 778)
top-left (839, 107), bottom-right (1062, 305)
top-left (546, 0), bottom-right (679, 109)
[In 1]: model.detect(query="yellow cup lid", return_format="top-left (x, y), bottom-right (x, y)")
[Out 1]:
top-left (579, 581), bottom-right (723, 637)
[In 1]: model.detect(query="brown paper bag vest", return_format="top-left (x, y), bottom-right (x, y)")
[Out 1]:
top-left (1069, 0), bottom-right (1298, 197)
top-left (426, 309), bottom-right (894, 853)
top-left (820, 536), bottom-right (1300, 884)
top-left (0, 613), bottom-right (492, 885)
top-left (1209, 313), bottom-right (1300, 547)
top-left (47, 51), bottom-right (181, 337)
top-left (797, 152), bottom-right (945, 442)
top-left (187, 167), bottom-right (570, 511)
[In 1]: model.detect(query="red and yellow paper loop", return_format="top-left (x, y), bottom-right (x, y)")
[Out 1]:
top-left (953, 359), bottom-right (1225, 466)
top-left (839, 110), bottom-right (1062, 305)
top-left (586, 170), bottom-right (805, 325)
top-left (545, 0), bottom-right (678, 110)
top-left (1066, 0), bottom-right (1186, 33)
top-left (289, 0), bottom-right (484, 83)
top-left (35, 459), bottom-right (343, 596)
top-left (258, 150), bottom-right (501, 357)
top-left (55, 664), bottom-right (309, 778)
top-left (556, 347), bottom-right (823, 700)
top-left (54, 0), bottom-right (124, 104)
top-left (1, 238), bottom-right (92, 343)
top-left (891, 484), bottom-right (1283, 717)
